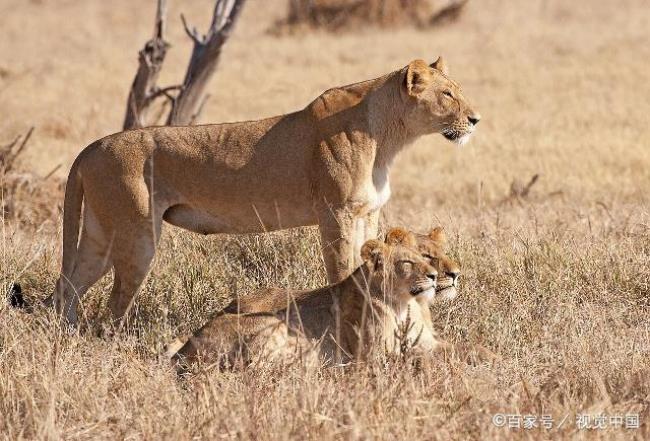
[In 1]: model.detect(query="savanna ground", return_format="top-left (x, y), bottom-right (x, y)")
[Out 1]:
top-left (1, 0), bottom-right (649, 439)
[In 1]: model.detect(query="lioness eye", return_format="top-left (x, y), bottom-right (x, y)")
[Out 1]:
top-left (443, 90), bottom-right (453, 98)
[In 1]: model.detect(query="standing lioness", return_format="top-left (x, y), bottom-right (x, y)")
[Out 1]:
top-left (52, 58), bottom-right (480, 325)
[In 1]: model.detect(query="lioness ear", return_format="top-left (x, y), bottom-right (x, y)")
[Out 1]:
top-left (360, 239), bottom-right (387, 268)
top-left (428, 227), bottom-right (447, 246)
top-left (404, 59), bottom-right (432, 97)
top-left (385, 227), bottom-right (417, 247)
top-left (430, 56), bottom-right (449, 76)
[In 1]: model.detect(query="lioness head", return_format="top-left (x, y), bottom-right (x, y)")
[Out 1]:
top-left (401, 58), bottom-right (480, 145)
top-left (385, 227), bottom-right (461, 301)
top-left (360, 236), bottom-right (438, 305)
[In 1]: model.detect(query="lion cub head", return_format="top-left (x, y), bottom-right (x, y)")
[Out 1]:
top-left (360, 235), bottom-right (438, 306)
top-left (401, 58), bottom-right (480, 145)
top-left (385, 227), bottom-right (461, 301)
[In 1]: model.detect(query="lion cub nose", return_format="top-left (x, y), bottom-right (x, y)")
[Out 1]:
top-left (468, 115), bottom-right (480, 126)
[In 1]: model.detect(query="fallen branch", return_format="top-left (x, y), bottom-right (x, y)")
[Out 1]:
top-left (0, 127), bottom-right (34, 175)
top-left (1, 128), bottom-right (66, 224)
top-left (499, 174), bottom-right (541, 206)
top-left (511, 174), bottom-right (540, 199)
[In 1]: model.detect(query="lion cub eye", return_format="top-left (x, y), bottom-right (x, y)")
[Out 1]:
top-left (423, 254), bottom-right (439, 264)
top-left (442, 90), bottom-right (454, 99)
top-left (399, 260), bottom-right (414, 272)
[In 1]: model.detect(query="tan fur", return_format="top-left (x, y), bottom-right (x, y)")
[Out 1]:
top-left (386, 226), bottom-right (461, 301)
top-left (384, 227), bottom-right (498, 364)
top-left (234, 226), bottom-right (461, 315)
top-left (171, 237), bottom-right (440, 368)
top-left (50, 58), bottom-right (479, 326)
top-left (171, 313), bottom-right (315, 371)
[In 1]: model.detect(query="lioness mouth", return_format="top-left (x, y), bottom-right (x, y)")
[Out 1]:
top-left (410, 285), bottom-right (434, 296)
top-left (441, 129), bottom-right (459, 141)
top-left (441, 129), bottom-right (472, 146)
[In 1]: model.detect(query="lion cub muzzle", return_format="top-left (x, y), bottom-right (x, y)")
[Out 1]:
top-left (410, 271), bottom-right (437, 298)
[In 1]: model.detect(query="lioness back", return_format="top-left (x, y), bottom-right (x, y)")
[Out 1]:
top-left (173, 312), bottom-right (312, 368)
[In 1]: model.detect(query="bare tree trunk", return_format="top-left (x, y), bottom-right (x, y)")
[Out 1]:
top-left (167, 0), bottom-right (247, 126)
top-left (123, 0), bottom-right (171, 130)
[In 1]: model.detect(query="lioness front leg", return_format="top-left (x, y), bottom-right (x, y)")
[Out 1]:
top-left (317, 208), bottom-right (356, 284)
top-left (354, 210), bottom-right (380, 267)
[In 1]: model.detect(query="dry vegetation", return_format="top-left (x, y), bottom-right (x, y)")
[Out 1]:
top-left (276, 0), bottom-right (469, 32)
top-left (1, 0), bottom-right (649, 439)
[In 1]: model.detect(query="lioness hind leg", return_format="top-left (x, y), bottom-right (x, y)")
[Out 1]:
top-left (107, 226), bottom-right (159, 328)
top-left (52, 208), bottom-right (112, 326)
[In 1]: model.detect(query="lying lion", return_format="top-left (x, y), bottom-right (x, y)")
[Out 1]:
top-left (170, 227), bottom-right (497, 370)
top-left (216, 226), bottom-right (459, 328)
top-left (169, 235), bottom-right (441, 369)
top-left (49, 57), bottom-right (480, 326)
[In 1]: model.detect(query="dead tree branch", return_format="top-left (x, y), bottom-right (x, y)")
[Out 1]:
top-left (147, 84), bottom-right (183, 103)
top-left (499, 174), bottom-right (541, 206)
top-left (123, 0), bottom-right (171, 130)
top-left (0, 127), bottom-right (34, 175)
top-left (1, 127), bottom-right (49, 221)
top-left (167, 0), bottom-right (247, 125)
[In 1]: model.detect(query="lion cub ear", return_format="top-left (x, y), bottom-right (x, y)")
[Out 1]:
top-left (385, 227), bottom-right (417, 247)
top-left (361, 239), bottom-right (388, 268)
top-left (430, 56), bottom-right (449, 76)
top-left (428, 226), bottom-right (447, 246)
top-left (405, 59), bottom-right (432, 97)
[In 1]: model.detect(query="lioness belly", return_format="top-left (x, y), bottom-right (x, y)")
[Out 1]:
top-left (146, 125), bottom-right (318, 233)
top-left (162, 202), bottom-right (317, 234)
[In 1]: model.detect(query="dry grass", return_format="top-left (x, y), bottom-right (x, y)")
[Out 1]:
top-left (274, 0), bottom-right (463, 32)
top-left (1, 0), bottom-right (649, 439)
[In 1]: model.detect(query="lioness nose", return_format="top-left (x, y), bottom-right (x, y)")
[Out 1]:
top-left (468, 115), bottom-right (480, 126)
